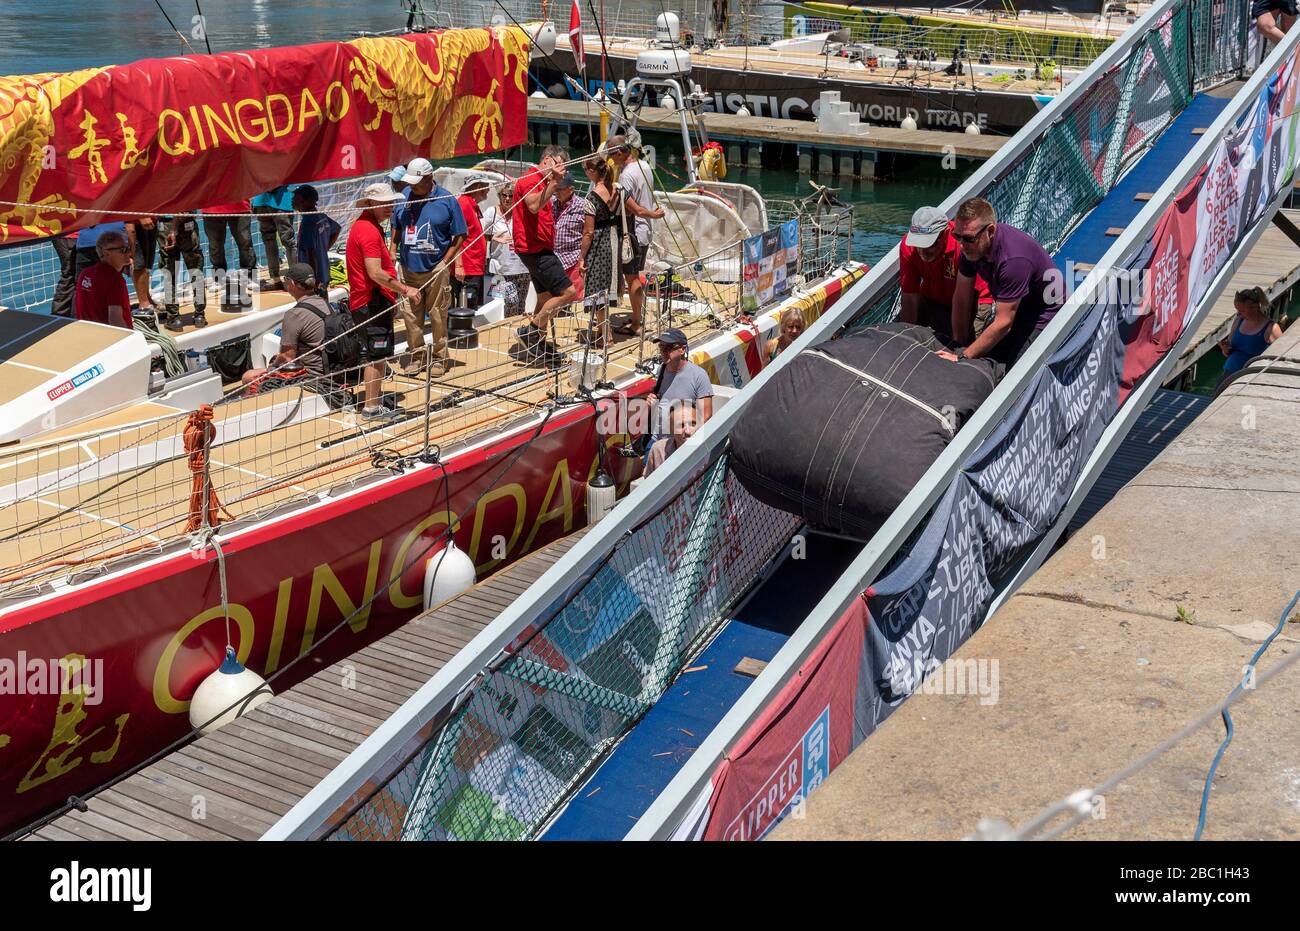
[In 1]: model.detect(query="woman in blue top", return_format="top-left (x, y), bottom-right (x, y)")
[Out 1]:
top-left (1219, 287), bottom-right (1283, 376)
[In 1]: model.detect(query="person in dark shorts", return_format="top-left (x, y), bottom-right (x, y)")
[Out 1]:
top-left (127, 218), bottom-right (158, 315)
top-left (607, 135), bottom-right (665, 336)
top-left (512, 145), bottom-right (576, 361)
top-left (1253, 0), bottom-right (1296, 47)
top-left (157, 214), bottom-right (207, 330)
top-left (346, 182), bottom-right (420, 421)
top-left (942, 197), bottom-right (1063, 367)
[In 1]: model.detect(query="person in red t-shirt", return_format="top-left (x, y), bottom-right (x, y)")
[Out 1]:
top-left (453, 180), bottom-right (490, 310)
top-left (346, 183), bottom-right (421, 420)
top-left (74, 229), bottom-right (134, 329)
top-left (512, 145), bottom-right (576, 361)
top-left (899, 206), bottom-right (993, 343)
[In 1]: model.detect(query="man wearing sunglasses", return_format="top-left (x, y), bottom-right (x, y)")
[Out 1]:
top-left (941, 197), bottom-right (1062, 366)
top-left (74, 229), bottom-right (134, 330)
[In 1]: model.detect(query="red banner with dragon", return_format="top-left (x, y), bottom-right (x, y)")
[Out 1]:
top-left (0, 26), bottom-right (531, 243)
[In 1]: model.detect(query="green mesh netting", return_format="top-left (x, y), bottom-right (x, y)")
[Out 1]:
top-left (324, 0), bottom-right (1251, 843)
top-left (329, 453), bottom-right (801, 840)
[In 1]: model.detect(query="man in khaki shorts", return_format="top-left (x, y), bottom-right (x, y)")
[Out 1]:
top-left (391, 157), bottom-right (466, 375)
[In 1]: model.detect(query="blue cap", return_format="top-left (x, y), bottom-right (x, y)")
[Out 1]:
top-left (388, 165), bottom-right (407, 184)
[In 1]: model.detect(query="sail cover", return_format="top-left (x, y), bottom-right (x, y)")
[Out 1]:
top-left (0, 26), bottom-right (531, 243)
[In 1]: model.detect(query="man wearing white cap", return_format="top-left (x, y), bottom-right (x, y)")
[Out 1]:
top-left (348, 182), bottom-right (421, 421)
top-left (392, 157), bottom-right (466, 376)
top-left (899, 205), bottom-right (992, 343)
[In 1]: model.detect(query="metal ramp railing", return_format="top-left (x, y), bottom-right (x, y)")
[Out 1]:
top-left (263, 0), bottom-right (1268, 841)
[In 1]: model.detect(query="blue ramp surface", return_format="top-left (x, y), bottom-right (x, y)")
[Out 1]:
top-left (541, 534), bottom-right (860, 840)
top-left (1056, 93), bottom-right (1231, 285)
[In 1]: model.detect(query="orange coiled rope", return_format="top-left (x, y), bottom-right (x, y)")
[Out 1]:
top-left (183, 404), bottom-right (232, 532)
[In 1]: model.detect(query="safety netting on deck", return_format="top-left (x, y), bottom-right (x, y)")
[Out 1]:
top-left (327, 452), bottom-right (801, 840)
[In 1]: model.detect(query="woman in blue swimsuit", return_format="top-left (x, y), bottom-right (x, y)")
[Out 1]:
top-left (1219, 287), bottom-right (1284, 376)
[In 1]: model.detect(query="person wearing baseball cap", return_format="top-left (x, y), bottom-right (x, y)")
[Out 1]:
top-left (388, 165), bottom-right (408, 193)
top-left (239, 262), bottom-right (329, 393)
top-left (643, 327), bottom-right (713, 473)
top-left (392, 156), bottom-right (466, 375)
top-left (347, 182), bottom-right (421, 420)
top-left (899, 205), bottom-right (992, 343)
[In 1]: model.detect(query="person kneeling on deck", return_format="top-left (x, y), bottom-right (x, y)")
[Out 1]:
top-left (644, 328), bottom-right (713, 473)
top-left (393, 158), bottom-right (465, 376)
top-left (74, 229), bottom-right (133, 330)
top-left (513, 146), bottom-right (576, 362)
top-left (240, 264), bottom-right (329, 394)
top-left (938, 197), bottom-right (1063, 367)
top-left (899, 205), bottom-right (993, 343)
top-left (348, 183), bottom-right (420, 422)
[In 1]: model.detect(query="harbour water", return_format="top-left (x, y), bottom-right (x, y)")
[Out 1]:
top-left (0, 0), bottom-right (972, 282)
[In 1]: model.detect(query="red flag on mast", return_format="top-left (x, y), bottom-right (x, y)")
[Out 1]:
top-left (569, 0), bottom-right (586, 74)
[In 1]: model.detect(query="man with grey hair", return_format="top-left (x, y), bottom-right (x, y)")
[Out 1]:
top-left (74, 229), bottom-right (134, 329)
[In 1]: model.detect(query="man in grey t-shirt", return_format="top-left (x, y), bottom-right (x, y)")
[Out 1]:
top-left (240, 263), bottom-right (328, 391)
top-left (644, 328), bottom-right (713, 471)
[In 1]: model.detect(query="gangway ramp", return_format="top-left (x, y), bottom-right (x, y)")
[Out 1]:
top-left (264, 0), bottom-right (1286, 842)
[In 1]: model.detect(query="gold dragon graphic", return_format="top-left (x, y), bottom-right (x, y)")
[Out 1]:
top-left (348, 25), bottom-right (530, 160)
top-left (0, 69), bottom-right (102, 241)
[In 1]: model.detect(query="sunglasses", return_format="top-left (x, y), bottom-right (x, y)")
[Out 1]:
top-left (952, 225), bottom-right (991, 245)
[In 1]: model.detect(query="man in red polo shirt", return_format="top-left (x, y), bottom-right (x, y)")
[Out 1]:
top-left (512, 145), bottom-right (575, 361)
top-left (899, 206), bottom-right (993, 343)
top-left (346, 183), bottom-right (421, 421)
top-left (74, 228), bottom-right (134, 329)
top-left (453, 179), bottom-right (490, 310)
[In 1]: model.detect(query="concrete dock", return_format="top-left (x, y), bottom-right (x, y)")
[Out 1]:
top-left (526, 97), bottom-right (1007, 179)
top-left (774, 325), bottom-right (1300, 841)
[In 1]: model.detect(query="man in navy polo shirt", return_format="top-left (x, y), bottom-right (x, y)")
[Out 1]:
top-left (943, 197), bottom-right (1063, 367)
top-left (392, 158), bottom-right (466, 375)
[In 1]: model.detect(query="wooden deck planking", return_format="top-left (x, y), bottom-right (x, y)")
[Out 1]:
top-left (0, 294), bottom-right (719, 595)
top-left (1168, 208), bottom-right (1300, 382)
top-left (26, 528), bottom-right (586, 841)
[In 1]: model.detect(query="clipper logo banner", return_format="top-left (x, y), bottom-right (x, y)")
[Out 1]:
top-left (0, 27), bottom-right (531, 242)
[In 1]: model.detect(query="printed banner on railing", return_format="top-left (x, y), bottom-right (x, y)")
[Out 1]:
top-left (741, 220), bottom-right (799, 313)
top-left (677, 33), bottom-right (1300, 843)
top-left (0, 27), bottom-right (530, 242)
top-left (1122, 45), bottom-right (1300, 400)
top-left (689, 602), bottom-right (867, 841)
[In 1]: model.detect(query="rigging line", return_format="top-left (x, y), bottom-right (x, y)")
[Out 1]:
top-left (152, 0), bottom-right (197, 54)
top-left (194, 0), bottom-right (213, 54)
top-left (1193, 586), bottom-right (1300, 841)
top-left (3, 395), bottom-right (578, 843)
top-left (588, 0), bottom-right (629, 125)
top-left (1006, 568), bottom-right (1300, 841)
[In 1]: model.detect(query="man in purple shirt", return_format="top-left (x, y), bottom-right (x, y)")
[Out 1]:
top-left (942, 197), bottom-right (1063, 366)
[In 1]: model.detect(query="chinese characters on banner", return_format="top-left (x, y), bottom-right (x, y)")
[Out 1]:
top-left (741, 219), bottom-right (800, 312)
top-left (0, 27), bottom-right (531, 242)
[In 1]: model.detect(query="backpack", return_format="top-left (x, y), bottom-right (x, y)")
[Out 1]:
top-left (302, 297), bottom-right (362, 375)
